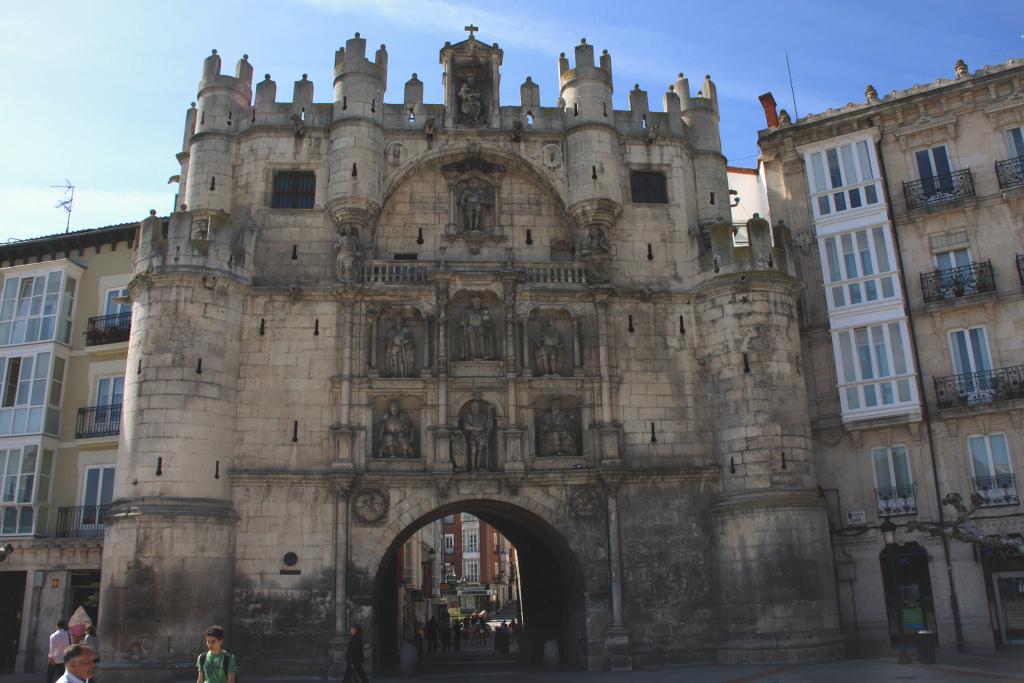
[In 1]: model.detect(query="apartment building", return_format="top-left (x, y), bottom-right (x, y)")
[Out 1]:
top-left (758, 58), bottom-right (1024, 652)
top-left (0, 223), bottom-right (134, 671)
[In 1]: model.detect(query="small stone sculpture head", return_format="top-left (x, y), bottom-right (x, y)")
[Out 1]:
top-left (388, 401), bottom-right (400, 415)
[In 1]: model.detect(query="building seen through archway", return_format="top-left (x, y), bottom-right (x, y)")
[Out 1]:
top-left (375, 502), bottom-right (584, 673)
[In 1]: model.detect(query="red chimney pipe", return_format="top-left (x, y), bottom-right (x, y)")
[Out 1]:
top-left (759, 92), bottom-right (779, 128)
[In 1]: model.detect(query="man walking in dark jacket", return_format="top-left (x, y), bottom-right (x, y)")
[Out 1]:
top-left (343, 624), bottom-right (369, 683)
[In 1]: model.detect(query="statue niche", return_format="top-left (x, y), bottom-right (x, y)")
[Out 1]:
top-left (442, 157), bottom-right (506, 254)
top-left (333, 224), bottom-right (363, 283)
top-left (527, 309), bottom-right (574, 377)
top-left (371, 307), bottom-right (427, 378)
top-left (535, 397), bottom-right (582, 458)
top-left (451, 399), bottom-right (496, 472)
top-left (449, 291), bottom-right (502, 364)
top-left (457, 179), bottom-right (495, 234)
top-left (458, 75), bottom-right (485, 126)
top-left (374, 398), bottom-right (420, 459)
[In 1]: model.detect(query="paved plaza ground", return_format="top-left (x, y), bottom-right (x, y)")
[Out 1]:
top-left (3, 649), bottom-right (1024, 683)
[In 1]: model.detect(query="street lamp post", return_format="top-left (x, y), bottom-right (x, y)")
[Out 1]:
top-left (880, 519), bottom-right (912, 665)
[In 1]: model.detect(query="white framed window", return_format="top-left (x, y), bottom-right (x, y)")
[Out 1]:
top-left (834, 321), bottom-right (916, 415)
top-left (0, 271), bottom-right (76, 347)
top-left (872, 445), bottom-right (916, 516)
top-left (806, 140), bottom-right (881, 217)
top-left (444, 533), bottom-right (455, 553)
top-left (80, 464), bottom-right (115, 527)
top-left (968, 434), bottom-right (1018, 506)
top-left (935, 247), bottom-right (971, 271)
top-left (0, 444), bottom-right (54, 536)
top-left (1005, 126), bottom-right (1024, 159)
top-left (103, 287), bottom-right (130, 316)
top-left (463, 527), bottom-right (479, 554)
top-left (0, 352), bottom-right (62, 436)
top-left (820, 226), bottom-right (898, 309)
top-left (948, 327), bottom-right (993, 402)
top-left (461, 512), bottom-right (477, 522)
top-left (95, 376), bottom-right (124, 407)
top-left (462, 557), bottom-right (479, 583)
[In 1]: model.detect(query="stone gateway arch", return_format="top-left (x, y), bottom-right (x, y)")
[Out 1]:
top-left (97, 32), bottom-right (842, 681)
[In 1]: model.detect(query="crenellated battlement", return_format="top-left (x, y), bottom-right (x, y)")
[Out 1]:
top-left (699, 215), bottom-right (796, 279)
top-left (134, 208), bottom-right (255, 283)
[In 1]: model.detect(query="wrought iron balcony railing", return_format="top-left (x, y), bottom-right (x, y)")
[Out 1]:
top-left (876, 485), bottom-right (918, 516)
top-left (920, 260), bottom-right (995, 302)
top-left (996, 155), bottom-right (1024, 190)
top-left (55, 505), bottom-right (109, 537)
top-left (903, 169), bottom-right (975, 210)
top-left (85, 311), bottom-right (131, 346)
top-left (934, 365), bottom-right (1024, 409)
top-left (75, 404), bottom-right (122, 439)
top-left (1017, 254), bottom-right (1024, 286)
top-left (971, 474), bottom-right (1019, 507)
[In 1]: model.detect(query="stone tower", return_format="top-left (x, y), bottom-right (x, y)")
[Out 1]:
top-left (696, 216), bottom-right (839, 659)
top-left (98, 52), bottom-right (256, 679)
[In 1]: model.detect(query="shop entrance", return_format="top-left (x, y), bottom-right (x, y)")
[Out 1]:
top-left (992, 571), bottom-right (1024, 645)
top-left (879, 542), bottom-right (936, 648)
top-left (0, 571), bottom-right (26, 672)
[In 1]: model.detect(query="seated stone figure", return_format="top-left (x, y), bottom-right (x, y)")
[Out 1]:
top-left (537, 400), bottom-right (576, 457)
top-left (379, 401), bottom-right (416, 458)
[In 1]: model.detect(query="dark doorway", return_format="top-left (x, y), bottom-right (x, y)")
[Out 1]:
top-left (68, 571), bottom-right (102, 626)
top-left (879, 542), bottom-right (935, 647)
top-left (373, 500), bottom-right (586, 675)
top-left (0, 571), bottom-right (27, 672)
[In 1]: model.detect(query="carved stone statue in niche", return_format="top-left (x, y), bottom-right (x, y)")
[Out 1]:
top-left (378, 401), bottom-right (416, 458)
top-left (577, 223), bottom-right (611, 257)
top-left (460, 298), bottom-right (494, 360)
top-left (458, 179), bottom-right (494, 232)
top-left (333, 225), bottom-right (362, 283)
top-left (537, 399), bottom-right (576, 457)
top-left (533, 319), bottom-right (564, 376)
top-left (383, 320), bottom-right (416, 378)
top-left (460, 400), bottom-right (492, 470)
top-left (458, 75), bottom-right (484, 125)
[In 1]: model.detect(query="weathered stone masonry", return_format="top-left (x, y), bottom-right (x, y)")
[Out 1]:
top-left (98, 32), bottom-right (843, 681)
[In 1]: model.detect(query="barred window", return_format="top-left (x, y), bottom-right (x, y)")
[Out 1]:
top-left (271, 172), bottom-right (316, 209)
top-left (630, 171), bottom-right (668, 204)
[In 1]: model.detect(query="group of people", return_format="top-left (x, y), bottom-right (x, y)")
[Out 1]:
top-left (46, 620), bottom-right (99, 683)
top-left (414, 615), bottom-right (521, 655)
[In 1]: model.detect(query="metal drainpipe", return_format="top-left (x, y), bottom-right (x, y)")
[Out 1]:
top-left (872, 128), bottom-right (966, 652)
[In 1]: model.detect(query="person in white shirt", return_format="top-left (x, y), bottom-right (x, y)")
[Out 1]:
top-left (55, 644), bottom-right (96, 683)
top-left (47, 620), bottom-right (71, 683)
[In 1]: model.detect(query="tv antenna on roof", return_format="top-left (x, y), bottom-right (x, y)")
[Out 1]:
top-left (785, 50), bottom-right (799, 122)
top-left (52, 180), bottom-right (75, 233)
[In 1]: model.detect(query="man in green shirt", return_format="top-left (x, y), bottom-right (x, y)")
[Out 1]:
top-left (196, 625), bottom-right (237, 683)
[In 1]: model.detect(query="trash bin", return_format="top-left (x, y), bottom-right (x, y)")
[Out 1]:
top-left (916, 630), bottom-right (936, 665)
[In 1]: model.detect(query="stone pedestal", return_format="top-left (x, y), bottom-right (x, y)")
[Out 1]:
top-left (604, 626), bottom-right (633, 671)
top-left (596, 423), bottom-right (622, 466)
top-left (502, 425), bottom-right (526, 470)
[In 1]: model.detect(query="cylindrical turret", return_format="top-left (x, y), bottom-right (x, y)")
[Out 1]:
top-left (693, 217), bottom-right (841, 661)
top-left (185, 50), bottom-right (252, 213)
top-left (678, 72), bottom-right (728, 226)
top-left (99, 206), bottom-right (248, 681)
top-left (558, 40), bottom-right (622, 246)
top-left (327, 33), bottom-right (388, 228)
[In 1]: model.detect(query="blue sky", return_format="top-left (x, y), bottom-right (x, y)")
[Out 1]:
top-left (1, 0), bottom-right (1019, 241)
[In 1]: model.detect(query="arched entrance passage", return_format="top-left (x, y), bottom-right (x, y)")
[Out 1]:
top-left (371, 499), bottom-right (587, 672)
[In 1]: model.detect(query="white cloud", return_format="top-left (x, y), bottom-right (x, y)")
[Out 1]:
top-left (0, 185), bottom-right (173, 243)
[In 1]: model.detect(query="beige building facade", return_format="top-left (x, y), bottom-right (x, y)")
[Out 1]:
top-left (0, 224), bottom-right (134, 671)
top-left (758, 57), bottom-right (1024, 654)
